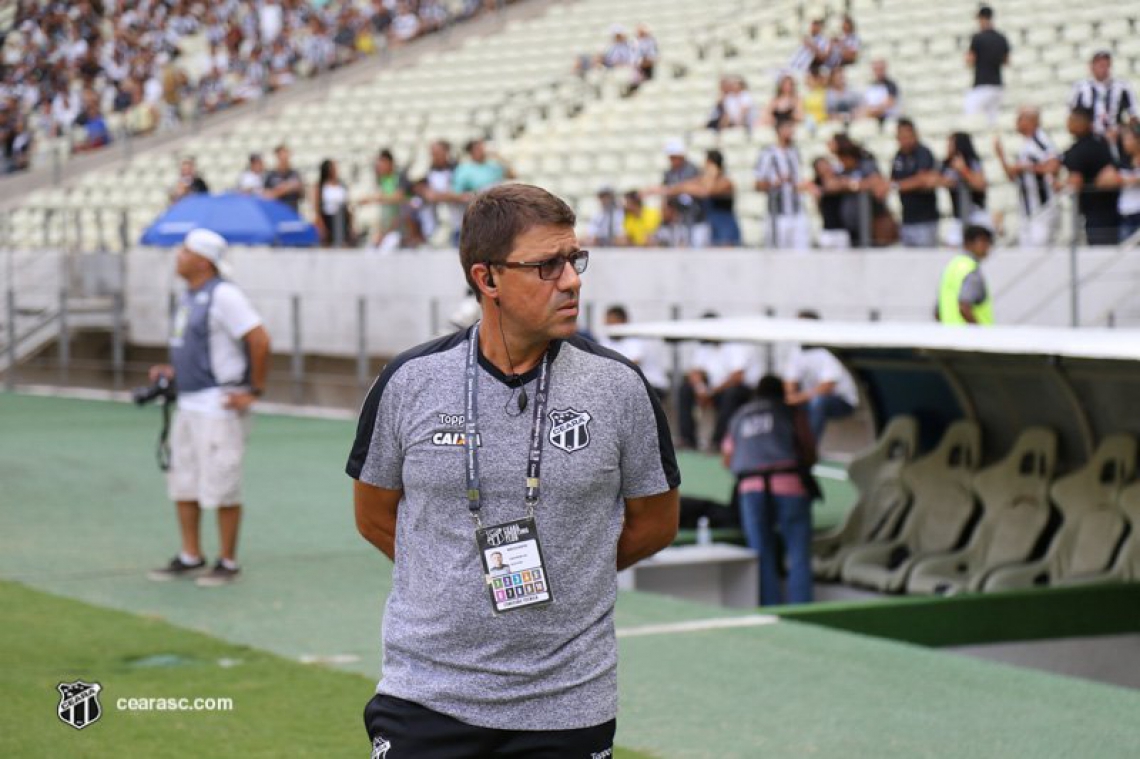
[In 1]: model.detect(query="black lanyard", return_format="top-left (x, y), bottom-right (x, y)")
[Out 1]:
top-left (464, 323), bottom-right (552, 526)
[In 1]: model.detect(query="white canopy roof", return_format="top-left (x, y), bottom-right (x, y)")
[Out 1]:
top-left (608, 318), bottom-right (1140, 362)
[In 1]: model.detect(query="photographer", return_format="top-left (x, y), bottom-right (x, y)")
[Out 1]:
top-left (147, 229), bottom-right (270, 587)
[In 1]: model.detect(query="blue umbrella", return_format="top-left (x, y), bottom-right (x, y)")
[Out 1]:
top-left (140, 192), bottom-right (319, 247)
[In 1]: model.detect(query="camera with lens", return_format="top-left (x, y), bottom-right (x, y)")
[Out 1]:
top-left (132, 375), bottom-right (177, 405)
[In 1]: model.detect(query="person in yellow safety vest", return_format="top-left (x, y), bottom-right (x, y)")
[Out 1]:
top-left (938, 224), bottom-right (995, 325)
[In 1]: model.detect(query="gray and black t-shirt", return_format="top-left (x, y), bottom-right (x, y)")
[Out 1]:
top-left (346, 328), bottom-right (679, 731)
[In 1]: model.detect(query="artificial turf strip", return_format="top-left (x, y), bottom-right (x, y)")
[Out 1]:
top-left (779, 582), bottom-right (1140, 647)
top-left (0, 580), bottom-right (654, 759)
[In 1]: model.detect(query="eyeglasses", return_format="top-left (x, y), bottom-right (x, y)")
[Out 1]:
top-left (493, 250), bottom-right (589, 281)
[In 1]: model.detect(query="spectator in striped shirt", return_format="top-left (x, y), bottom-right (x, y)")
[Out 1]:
top-left (788, 18), bottom-right (830, 73)
top-left (634, 25), bottom-right (659, 83)
top-left (827, 16), bottom-right (861, 69)
top-left (754, 119), bottom-right (812, 251)
top-left (994, 107), bottom-right (1061, 248)
top-left (575, 25), bottom-right (638, 78)
top-left (1068, 51), bottom-right (1139, 149)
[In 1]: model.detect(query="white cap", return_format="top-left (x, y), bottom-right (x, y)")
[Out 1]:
top-left (663, 138), bottom-right (686, 156)
top-left (608, 23), bottom-right (628, 36)
top-left (184, 228), bottom-right (232, 277)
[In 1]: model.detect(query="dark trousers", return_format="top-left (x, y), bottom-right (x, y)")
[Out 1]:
top-left (677, 380), bottom-right (751, 448)
top-left (364, 694), bottom-right (616, 759)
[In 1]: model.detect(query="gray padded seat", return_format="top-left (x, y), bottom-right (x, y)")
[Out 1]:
top-left (906, 427), bottom-right (1057, 595)
top-left (984, 434), bottom-right (1137, 590)
top-left (840, 420), bottom-right (982, 592)
top-left (812, 415), bottom-right (918, 580)
top-left (1115, 482), bottom-right (1140, 581)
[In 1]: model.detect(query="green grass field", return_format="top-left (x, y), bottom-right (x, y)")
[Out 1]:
top-left (5, 393), bottom-right (1140, 758)
top-left (0, 580), bottom-right (652, 758)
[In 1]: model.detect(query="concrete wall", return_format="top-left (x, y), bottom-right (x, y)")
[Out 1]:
top-left (122, 245), bottom-right (1140, 359)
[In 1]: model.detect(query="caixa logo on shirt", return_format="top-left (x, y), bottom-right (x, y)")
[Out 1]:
top-left (431, 412), bottom-right (480, 447)
top-left (431, 431), bottom-right (481, 447)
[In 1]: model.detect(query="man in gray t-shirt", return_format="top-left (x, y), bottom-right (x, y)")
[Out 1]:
top-left (347, 184), bottom-right (680, 757)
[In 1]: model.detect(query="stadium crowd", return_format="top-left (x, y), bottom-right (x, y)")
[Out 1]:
top-left (186, 5), bottom-right (1137, 252)
top-left (0, 0), bottom-right (510, 175)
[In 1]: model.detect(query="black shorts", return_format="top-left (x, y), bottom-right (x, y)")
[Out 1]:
top-left (364, 693), bottom-right (616, 758)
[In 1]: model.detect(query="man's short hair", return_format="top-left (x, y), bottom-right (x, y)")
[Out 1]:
top-left (756, 374), bottom-right (785, 400)
top-left (458, 184), bottom-right (576, 297)
top-left (964, 224), bottom-right (994, 244)
top-left (797, 309), bottom-right (821, 320)
top-left (378, 148), bottom-right (395, 162)
top-left (1070, 105), bottom-right (1095, 122)
top-left (896, 117), bottom-right (916, 132)
top-left (606, 305), bottom-right (629, 322)
top-left (1091, 50), bottom-right (1111, 62)
top-left (274, 143), bottom-right (288, 154)
top-left (977, 5), bottom-right (993, 20)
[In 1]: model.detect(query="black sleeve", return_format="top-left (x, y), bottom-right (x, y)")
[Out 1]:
top-left (1062, 146), bottom-right (1080, 173)
top-left (346, 330), bottom-right (468, 479)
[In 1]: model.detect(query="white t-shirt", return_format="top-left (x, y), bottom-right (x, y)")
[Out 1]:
top-left (783, 346), bottom-right (859, 407)
top-left (691, 342), bottom-right (762, 389)
top-left (1119, 164), bottom-right (1140, 217)
top-left (177, 282), bottom-right (263, 418)
top-left (237, 170), bottom-right (264, 193)
top-left (599, 335), bottom-right (668, 391)
top-left (722, 91), bottom-right (756, 127)
top-left (321, 183), bottom-right (348, 216)
top-left (588, 207), bottom-right (625, 244)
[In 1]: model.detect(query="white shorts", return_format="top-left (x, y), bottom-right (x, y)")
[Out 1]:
top-left (963, 85), bottom-right (1003, 125)
top-left (817, 229), bottom-right (852, 249)
top-left (166, 410), bottom-right (251, 508)
top-left (1019, 208), bottom-right (1058, 249)
top-left (772, 214), bottom-right (812, 251)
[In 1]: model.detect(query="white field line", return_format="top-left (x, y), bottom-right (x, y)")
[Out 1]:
top-left (14, 384), bottom-right (356, 420)
top-left (812, 463), bottom-right (849, 481)
top-left (617, 615), bottom-right (779, 639)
